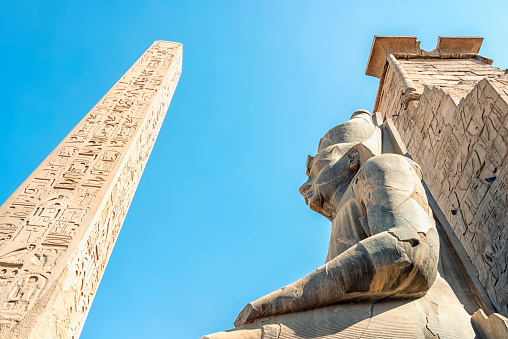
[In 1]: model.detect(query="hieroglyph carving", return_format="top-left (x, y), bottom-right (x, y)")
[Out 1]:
top-left (0, 40), bottom-right (182, 338)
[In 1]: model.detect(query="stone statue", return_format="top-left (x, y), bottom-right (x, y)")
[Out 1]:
top-left (204, 110), bottom-right (477, 338)
top-left (235, 109), bottom-right (439, 326)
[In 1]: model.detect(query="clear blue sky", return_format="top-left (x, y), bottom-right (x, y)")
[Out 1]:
top-left (0, 1), bottom-right (507, 338)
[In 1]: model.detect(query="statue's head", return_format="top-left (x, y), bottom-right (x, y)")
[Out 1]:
top-left (299, 110), bottom-right (378, 220)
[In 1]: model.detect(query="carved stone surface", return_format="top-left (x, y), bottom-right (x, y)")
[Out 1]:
top-left (203, 35), bottom-right (508, 339)
top-left (0, 40), bottom-right (182, 338)
top-left (205, 278), bottom-right (475, 339)
top-left (203, 110), bottom-right (477, 338)
top-left (372, 36), bottom-right (508, 316)
top-left (472, 309), bottom-right (508, 339)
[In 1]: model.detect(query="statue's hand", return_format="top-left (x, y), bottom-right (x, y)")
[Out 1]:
top-left (233, 269), bottom-right (343, 327)
top-left (234, 303), bottom-right (261, 327)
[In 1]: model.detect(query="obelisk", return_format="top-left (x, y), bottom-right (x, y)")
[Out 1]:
top-left (0, 40), bottom-right (182, 338)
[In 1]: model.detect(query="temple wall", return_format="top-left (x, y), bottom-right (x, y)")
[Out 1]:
top-left (376, 57), bottom-right (508, 315)
top-left (400, 58), bottom-right (504, 102)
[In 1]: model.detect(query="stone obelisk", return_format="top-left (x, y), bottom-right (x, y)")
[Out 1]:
top-left (0, 40), bottom-right (182, 338)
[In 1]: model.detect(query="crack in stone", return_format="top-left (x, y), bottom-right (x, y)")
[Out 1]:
top-left (396, 210), bottom-right (429, 236)
top-left (357, 296), bottom-right (393, 338)
top-left (359, 301), bottom-right (375, 339)
top-left (424, 301), bottom-right (440, 338)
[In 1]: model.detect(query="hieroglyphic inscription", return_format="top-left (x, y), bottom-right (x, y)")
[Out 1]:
top-left (0, 41), bottom-right (182, 338)
top-left (377, 57), bottom-right (508, 316)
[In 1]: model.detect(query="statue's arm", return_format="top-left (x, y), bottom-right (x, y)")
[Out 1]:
top-left (351, 154), bottom-right (440, 293)
top-left (234, 155), bottom-right (439, 327)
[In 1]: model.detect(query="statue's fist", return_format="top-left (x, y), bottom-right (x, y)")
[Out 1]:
top-left (234, 303), bottom-right (261, 327)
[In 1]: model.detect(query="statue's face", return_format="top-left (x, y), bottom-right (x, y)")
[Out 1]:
top-left (299, 143), bottom-right (357, 220)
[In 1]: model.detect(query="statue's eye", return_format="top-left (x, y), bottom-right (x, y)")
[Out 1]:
top-left (310, 159), bottom-right (328, 178)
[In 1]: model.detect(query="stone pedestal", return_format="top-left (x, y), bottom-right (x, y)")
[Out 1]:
top-left (204, 276), bottom-right (474, 339)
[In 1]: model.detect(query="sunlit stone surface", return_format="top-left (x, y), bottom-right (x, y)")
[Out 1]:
top-left (203, 36), bottom-right (508, 339)
top-left (0, 40), bottom-right (181, 338)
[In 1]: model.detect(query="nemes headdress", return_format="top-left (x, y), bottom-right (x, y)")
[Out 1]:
top-left (317, 109), bottom-right (375, 153)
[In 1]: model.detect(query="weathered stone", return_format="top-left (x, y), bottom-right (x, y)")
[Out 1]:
top-left (204, 110), bottom-right (478, 338)
top-left (472, 309), bottom-right (508, 339)
top-left (371, 35), bottom-right (508, 316)
top-left (204, 278), bottom-right (475, 339)
top-left (0, 41), bottom-right (182, 338)
top-left (205, 35), bottom-right (508, 338)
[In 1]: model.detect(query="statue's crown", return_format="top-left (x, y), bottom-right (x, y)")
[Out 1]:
top-left (318, 109), bottom-right (375, 152)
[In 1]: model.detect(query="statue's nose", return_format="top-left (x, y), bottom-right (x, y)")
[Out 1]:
top-left (299, 180), bottom-right (312, 196)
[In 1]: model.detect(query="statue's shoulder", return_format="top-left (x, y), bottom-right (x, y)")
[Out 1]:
top-left (357, 154), bottom-right (423, 183)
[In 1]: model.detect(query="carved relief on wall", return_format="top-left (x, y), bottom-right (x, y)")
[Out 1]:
top-left (0, 41), bottom-right (182, 338)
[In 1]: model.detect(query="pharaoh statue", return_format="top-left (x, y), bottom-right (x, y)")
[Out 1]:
top-left (203, 110), bottom-right (479, 338)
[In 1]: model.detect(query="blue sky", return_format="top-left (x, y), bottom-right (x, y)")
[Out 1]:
top-left (1, 1), bottom-right (507, 338)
